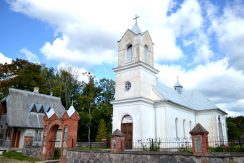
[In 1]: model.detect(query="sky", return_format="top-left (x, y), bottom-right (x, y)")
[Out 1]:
top-left (0, 0), bottom-right (244, 116)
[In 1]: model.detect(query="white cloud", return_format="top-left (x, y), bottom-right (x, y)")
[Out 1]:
top-left (163, 0), bottom-right (214, 64)
top-left (57, 62), bottom-right (90, 83)
top-left (166, 0), bottom-right (203, 36)
top-left (8, 0), bottom-right (186, 63)
top-left (41, 35), bottom-right (116, 65)
top-left (20, 48), bottom-right (39, 63)
top-left (156, 58), bottom-right (244, 115)
top-left (209, 1), bottom-right (244, 70)
top-left (0, 52), bottom-right (12, 64)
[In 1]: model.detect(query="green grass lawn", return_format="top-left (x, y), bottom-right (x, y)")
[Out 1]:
top-left (3, 151), bottom-right (39, 163)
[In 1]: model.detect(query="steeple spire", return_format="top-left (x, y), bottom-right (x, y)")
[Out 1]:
top-left (174, 76), bottom-right (183, 93)
top-left (131, 14), bottom-right (142, 34)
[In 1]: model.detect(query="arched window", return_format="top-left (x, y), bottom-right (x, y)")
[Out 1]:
top-left (183, 119), bottom-right (186, 138)
top-left (126, 44), bottom-right (133, 63)
top-left (121, 115), bottom-right (133, 123)
top-left (144, 45), bottom-right (149, 63)
top-left (175, 118), bottom-right (178, 138)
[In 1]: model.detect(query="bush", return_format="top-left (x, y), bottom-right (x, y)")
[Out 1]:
top-left (54, 148), bottom-right (61, 159)
top-left (139, 138), bottom-right (161, 152)
top-left (208, 144), bottom-right (244, 152)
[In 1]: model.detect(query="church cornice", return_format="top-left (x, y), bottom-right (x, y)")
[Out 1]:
top-left (111, 96), bottom-right (154, 105)
top-left (113, 61), bottom-right (159, 74)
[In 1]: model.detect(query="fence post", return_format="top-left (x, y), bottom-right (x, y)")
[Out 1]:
top-left (111, 129), bottom-right (125, 154)
top-left (189, 123), bottom-right (209, 156)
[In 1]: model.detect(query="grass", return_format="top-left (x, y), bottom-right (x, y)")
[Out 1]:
top-left (3, 151), bottom-right (39, 162)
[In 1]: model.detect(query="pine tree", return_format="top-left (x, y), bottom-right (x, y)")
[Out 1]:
top-left (96, 119), bottom-right (107, 142)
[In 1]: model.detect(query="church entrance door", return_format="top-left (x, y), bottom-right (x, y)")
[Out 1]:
top-left (121, 115), bottom-right (133, 149)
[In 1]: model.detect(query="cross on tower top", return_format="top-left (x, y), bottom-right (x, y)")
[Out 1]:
top-left (133, 14), bottom-right (140, 24)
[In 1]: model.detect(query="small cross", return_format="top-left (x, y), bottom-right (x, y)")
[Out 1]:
top-left (133, 14), bottom-right (140, 24)
top-left (177, 76), bottom-right (179, 81)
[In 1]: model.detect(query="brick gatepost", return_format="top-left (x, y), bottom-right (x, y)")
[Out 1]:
top-left (111, 129), bottom-right (125, 154)
top-left (40, 106), bottom-right (80, 163)
top-left (61, 110), bottom-right (80, 163)
top-left (190, 123), bottom-right (209, 156)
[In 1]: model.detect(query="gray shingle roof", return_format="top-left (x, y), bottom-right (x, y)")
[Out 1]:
top-left (155, 81), bottom-right (223, 111)
top-left (5, 88), bottom-right (66, 128)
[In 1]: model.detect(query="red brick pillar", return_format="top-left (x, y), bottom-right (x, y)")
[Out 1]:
top-left (111, 129), bottom-right (125, 154)
top-left (190, 123), bottom-right (209, 156)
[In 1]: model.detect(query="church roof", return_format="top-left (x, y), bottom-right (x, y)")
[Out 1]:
top-left (155, 81), bottom-right (225, 112)
top-left (131, 23), bottom-right (142, 34)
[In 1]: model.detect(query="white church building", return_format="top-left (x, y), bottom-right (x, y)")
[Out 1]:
top-left (111, 20), bottom-right (228, 149)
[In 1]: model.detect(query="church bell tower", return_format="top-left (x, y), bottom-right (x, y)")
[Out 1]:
top-left (113, 16), bottom-right (159, 101)
top-left (112, 16), bottom-right (159, 148)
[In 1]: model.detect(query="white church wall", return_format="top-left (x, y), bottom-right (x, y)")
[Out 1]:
top-left (165, 103), bottom-right (195, 139)
top-left (196, 110), bottom-right (218, 138)
top-left (112, 101), bottom-right (155, 147)
top-left (154, 103), bottom-right (167, 138)
top-left (154, 102), bottom-right (195, 139)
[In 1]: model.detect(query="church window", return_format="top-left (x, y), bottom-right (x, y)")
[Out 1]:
top-left (126, 44), bottom-right (133, 63)
top-left (34, 130), bottom-right (42, 141)
top-left (175, 118), bottom-right (178, 138)
top-left (122, 115), bottom-right (133, 123)
top-left (189, 121), bottom-right (192, 131)
top-left (183, 119), bottom-right (186, 138)
top-left (144, 45), bottom-right (149, 63)
top-left (125, 81), bottom-right (131, 91)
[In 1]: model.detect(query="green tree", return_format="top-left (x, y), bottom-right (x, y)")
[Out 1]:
top-left (227, 116), bottom-right (244, 141)
top-left (96, 119), bottom-right (107, 141)
top-left (227, 121), bottom-right (241, 141)
top-left (0, 59), bottom-right (47, 95)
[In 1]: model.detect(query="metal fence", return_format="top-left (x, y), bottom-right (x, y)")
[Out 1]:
top-left (134, 137), bottom-right (244, 152)
top-left (135, 137), bottom-right (192, 152)
top-left (208, 137), bottom-right (244, 152)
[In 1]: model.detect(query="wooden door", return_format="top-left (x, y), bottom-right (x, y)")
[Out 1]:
top-left (15, 131), bottom-right (21, 148)
top-left (12, 128), bottom-right (21, 148)
top-left (121, 123), bottom-right (133, 149)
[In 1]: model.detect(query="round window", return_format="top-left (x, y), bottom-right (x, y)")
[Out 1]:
top-left (125, 81), bottom-right (131, 91)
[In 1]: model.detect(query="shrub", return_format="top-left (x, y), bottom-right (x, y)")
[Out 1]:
top-left (54, 148), bottom-right (61, 159)
top-left (139, 138), bottom-right (161, 152)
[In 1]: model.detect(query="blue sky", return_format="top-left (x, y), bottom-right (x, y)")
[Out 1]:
top-left (1, 0), bottom-right (244, 116)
